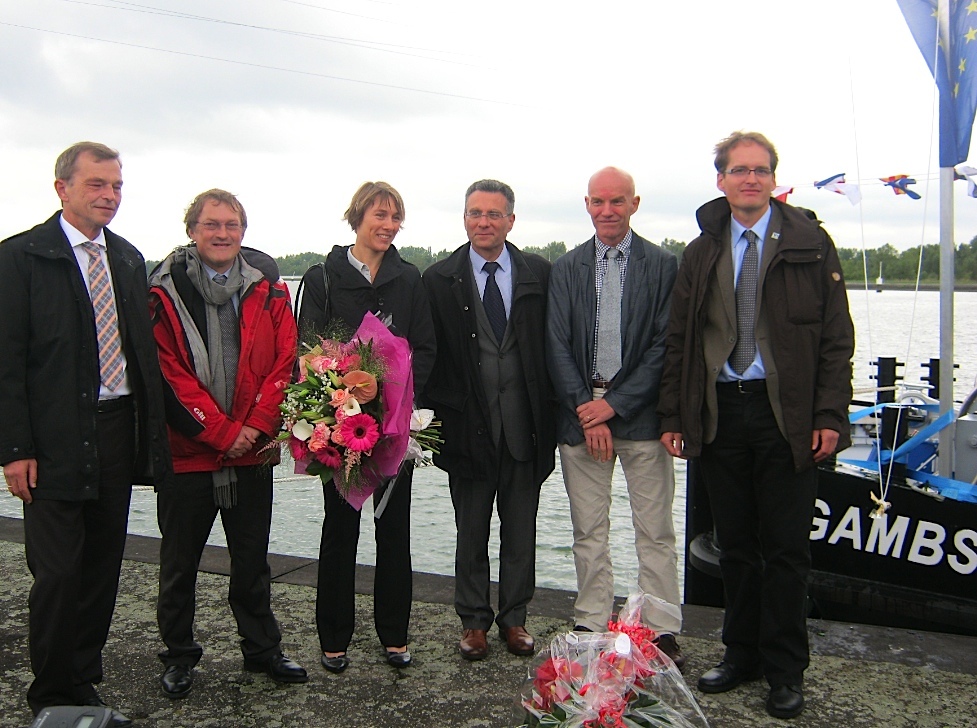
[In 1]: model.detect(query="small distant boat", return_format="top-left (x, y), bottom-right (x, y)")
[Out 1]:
top-left (876, 262), bottom-right (884, 292)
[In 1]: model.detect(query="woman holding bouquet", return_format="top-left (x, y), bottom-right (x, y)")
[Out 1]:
top-left (297, 182), bottom-right (435, 673)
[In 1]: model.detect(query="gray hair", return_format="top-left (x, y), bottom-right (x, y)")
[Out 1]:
top-left (465, 179), bottom-right (515, 215)
top-left (55, 142), bottom-right (121, 181)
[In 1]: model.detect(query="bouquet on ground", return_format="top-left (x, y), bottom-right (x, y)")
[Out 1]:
top-left (515, 592), bottom-right (709, 728)
top-left (278, 312), bottom-right (441, 510)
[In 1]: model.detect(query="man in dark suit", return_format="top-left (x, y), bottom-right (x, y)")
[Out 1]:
top-left (546, 167), bottom-right (684, 669)
top-left (422, 179), bottom-right (555, 660)
top-left (0, 142), bottom-right (172, 725)
top-left (658, 132), bottom-right (854, 719)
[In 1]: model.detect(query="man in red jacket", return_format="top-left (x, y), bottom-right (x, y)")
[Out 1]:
top-left (149, 189), bottom-right (305, 699)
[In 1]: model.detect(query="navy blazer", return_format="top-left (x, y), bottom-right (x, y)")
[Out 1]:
top-left (546, 232), bottom-right (677, 445)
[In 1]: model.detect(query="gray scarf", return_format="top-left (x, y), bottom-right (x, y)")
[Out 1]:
top-left (182, 248), bottom-right (250, 507)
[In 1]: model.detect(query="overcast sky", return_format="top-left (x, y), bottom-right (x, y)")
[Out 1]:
top-left (2, 0), bottom-right (977, 262)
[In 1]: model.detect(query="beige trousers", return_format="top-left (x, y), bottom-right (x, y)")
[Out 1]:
top-left (559, 436), bottom-right (682, 634)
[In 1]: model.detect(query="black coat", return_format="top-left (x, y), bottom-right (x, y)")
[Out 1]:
top-left (422, 242), bottom-right (556, 486)
top-left (0, 213), bottom-right (172, 499)
top-left (297, 244), bottom-right (436, 393)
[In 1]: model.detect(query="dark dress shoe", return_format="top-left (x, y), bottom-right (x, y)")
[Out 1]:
top-left (244, 652), bottom-right (309, 684)
top-left (572, 625), bottom-right (594, 632)
top-left (767, 684), bottom-right (804, 719)
top-left (385, 649), bottom-right (413, 668)
top-left (459, 628), bottom-right (489, 660)
top-left (500, 626), bottom-right (535, 656)
top-left (697, 661), bottom-right (763, 694)
top-left (161, 664), bottom-right (193, 698)
top-left (654, 633), bottom-right (687, 672)
top-left (321, 653), bottom-right (351, 674)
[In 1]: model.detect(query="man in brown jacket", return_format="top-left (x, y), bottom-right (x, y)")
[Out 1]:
top-left (657, 131), bottom-right (854, 720)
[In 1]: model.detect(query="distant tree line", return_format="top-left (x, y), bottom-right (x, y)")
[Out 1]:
top-left (146, 235), bottom-right (977, 282)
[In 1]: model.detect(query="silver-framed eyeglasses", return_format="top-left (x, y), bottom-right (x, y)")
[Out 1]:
top-left (724, 166), bottom-right (773, 179)
top-left (196, 221), bottom-right (244, 232)
top-left (465, 210), bottom-right (509, 221)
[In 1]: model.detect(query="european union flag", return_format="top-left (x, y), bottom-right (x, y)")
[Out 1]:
top-left (898, 0), bottom-right (977, 166)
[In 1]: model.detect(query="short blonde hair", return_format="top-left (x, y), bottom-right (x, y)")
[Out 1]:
top-left (344, 181), bottom-right (405, 231)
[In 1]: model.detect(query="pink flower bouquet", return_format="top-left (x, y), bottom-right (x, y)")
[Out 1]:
top-left (515, 592), bottom-right (709, 728)
top-left (279, 312), bottom-right (439, 510)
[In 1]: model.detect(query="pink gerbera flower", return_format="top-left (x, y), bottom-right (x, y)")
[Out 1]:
top-left (339, 413), bottom-right (380, 452)
top-left (314, 444), bottom-right (342, 469)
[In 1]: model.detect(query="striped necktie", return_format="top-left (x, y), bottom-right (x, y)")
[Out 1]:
top-left (730, 230), bottom-right (759, 374)
top-left (81, 242), bottom-right (125, 391)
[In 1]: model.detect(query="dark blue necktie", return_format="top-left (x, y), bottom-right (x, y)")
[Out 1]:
top-left (482, 261), bottom-right (506, 344)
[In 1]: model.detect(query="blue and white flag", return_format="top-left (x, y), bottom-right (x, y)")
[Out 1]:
top-left (898, 0), bottom-right (977, 166)
top-left (814, 173), bottom-right (862, 205)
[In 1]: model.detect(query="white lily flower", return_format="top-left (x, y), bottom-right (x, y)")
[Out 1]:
top-left (291, 418), bottom-right (315, 442)
top-left (341, 397), bottom-right (362, 416)
top-left (410, 408), bottom-right (435, 432)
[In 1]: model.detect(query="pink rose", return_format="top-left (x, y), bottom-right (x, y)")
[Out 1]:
top-left (329, 388), bottom-right (351, 408)
top-left (337, 353), bottom-right (361, 372)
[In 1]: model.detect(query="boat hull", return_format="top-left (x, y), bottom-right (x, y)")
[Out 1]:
top-left (684, 461), bottom-right (977, 636)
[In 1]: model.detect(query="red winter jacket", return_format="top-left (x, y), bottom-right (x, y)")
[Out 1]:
top-left (149, 247), bottom-right (296, 474)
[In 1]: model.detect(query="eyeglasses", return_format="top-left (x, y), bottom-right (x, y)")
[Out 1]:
top-left (195, 221), bottom-right (244, 232)
top-left (724, 166), bottom-right (773, 179)
top-left (465, 210), bottom-right (509, 221)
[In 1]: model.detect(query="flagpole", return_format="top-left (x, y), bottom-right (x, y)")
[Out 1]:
top-left (939, 166), bottom-right (954, 477)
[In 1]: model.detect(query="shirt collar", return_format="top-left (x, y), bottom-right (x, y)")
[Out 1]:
top-left (346, 246), bottom-right (373, 282)
top-left (595, 228), bottom-right (633, 259)
top-left (729, 205), bottom-right (773, 247)
top-left (60, 214), bottom-right (107, 248)
top-left (469, 242), bottom-right (511, 274)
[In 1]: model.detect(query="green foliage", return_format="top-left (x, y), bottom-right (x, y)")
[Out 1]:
top-left (150, 236), bottom-right (977, 284)
top-left (659, 238), bottom-right (686, 260)
top-left (523, 241), bottom-right (567, 261)
top-left (277, 251), bottom-right (331, 277)
top-left (397, 246), bottom-right (452, 272)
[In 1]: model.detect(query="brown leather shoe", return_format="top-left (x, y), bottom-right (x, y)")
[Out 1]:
top-left (500, 625), bottom-right (535, 656)
top-left (654, 633), bottom-right (687, 672)
top-left (459, 629), bottom-right (489, 660)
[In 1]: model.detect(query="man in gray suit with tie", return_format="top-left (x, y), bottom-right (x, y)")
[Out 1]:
top-left (422, 180), bottom-right (555, 661)
top-left (546, 167), bottom-right (684, 669)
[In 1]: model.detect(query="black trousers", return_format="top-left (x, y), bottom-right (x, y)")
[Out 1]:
top-left (449, 436), bottom-right (539, 631)
top-left (316, 464), bottom-right (413, 653)
top-left (23, 402), bottom-right (134, 715)
top-left (698, 385), bottom-right (817, 687)
top-left (156, 466), bottom-right (282, 666)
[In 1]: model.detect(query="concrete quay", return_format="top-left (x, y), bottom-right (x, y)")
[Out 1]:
top-left (0, 515), bottom-right (975, 728)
